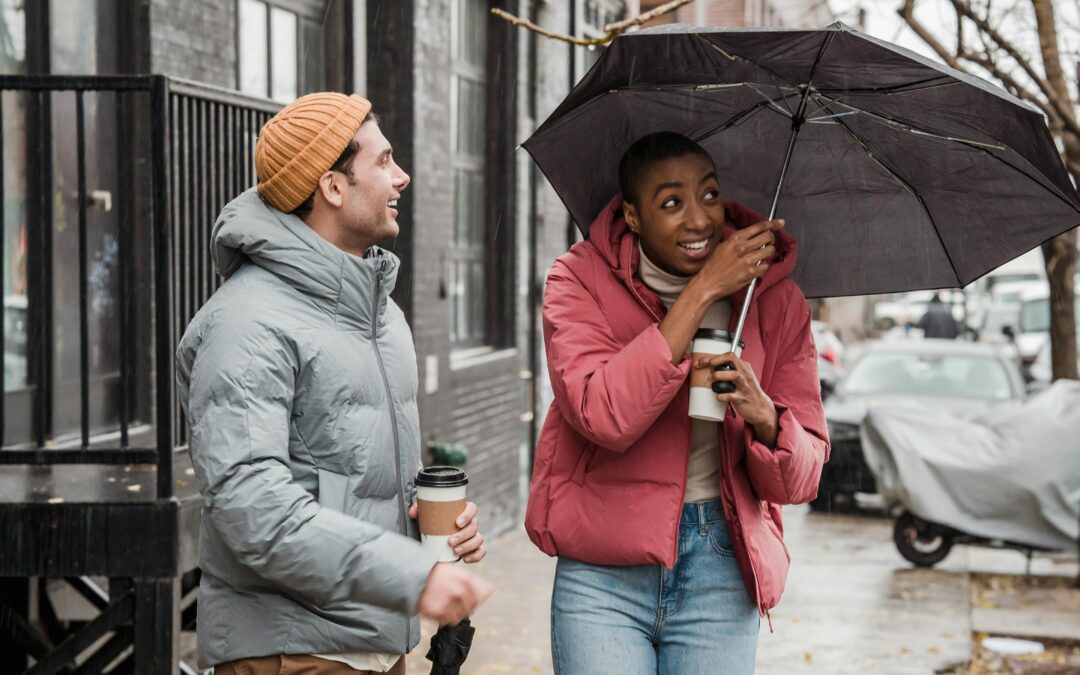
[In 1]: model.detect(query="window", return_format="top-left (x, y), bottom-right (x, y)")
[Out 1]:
top-left (450, 0), bottom-right (490, 349)
top-left (0, 0), bottom-right (26, 397)
top-left (237, 0), bottom-right (324, 103)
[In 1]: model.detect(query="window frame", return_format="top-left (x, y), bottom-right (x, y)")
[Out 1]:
top-left (235, 0), bottom-right (326, 102)
top-left (448, 0), bottom-right (517, 354)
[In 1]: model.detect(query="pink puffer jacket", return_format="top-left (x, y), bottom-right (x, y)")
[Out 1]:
top-left (525, 195), bottom-right (829, 615)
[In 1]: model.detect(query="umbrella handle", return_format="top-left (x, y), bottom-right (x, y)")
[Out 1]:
top-left (711, 363), bottom-right (737, 394)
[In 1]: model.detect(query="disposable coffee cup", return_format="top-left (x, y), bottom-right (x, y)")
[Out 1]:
top-left (689, 328), bottom-right (743, 422)
top-left (415, 466), bottom-right (469, 563)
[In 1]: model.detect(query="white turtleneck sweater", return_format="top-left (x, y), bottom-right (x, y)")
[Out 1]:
top-left (637, 244), bottom-right (731, 503)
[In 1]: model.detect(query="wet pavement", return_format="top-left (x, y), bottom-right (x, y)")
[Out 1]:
top-left (405, 505), bottom-right (1078, 674)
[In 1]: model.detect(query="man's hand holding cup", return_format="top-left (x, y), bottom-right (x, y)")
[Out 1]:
top-left (408, 499), bottom-right (486, 563)
top-left (412, 466), bottom-right (493, 625)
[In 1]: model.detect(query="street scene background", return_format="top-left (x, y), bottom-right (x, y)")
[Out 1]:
top-left (0, 0), bottom-right (1077, 673)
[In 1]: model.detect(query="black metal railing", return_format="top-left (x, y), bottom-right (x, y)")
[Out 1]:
top-left (0, 75), bottom-right (280, 498)
top-left (167, 79), bottom-right (279, 450)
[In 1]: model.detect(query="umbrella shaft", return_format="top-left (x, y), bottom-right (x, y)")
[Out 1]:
top-left (730, 115), bottom-right (802, 347)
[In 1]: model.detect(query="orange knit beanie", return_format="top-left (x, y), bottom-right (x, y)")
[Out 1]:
top-left (255, 92), bottom-right (373, 213)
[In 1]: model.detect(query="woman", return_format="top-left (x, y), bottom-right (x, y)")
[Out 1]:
top-left (526, 132), bottom-right (829, 674)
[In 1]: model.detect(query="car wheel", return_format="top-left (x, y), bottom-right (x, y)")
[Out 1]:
top-left (893, 511), bottom-right (954, 567)
top-left (809, 492), bottom-right (831, 512)
top-left (809, 490), bottom-right (854, 513)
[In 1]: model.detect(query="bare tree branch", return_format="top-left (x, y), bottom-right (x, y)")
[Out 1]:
top-left (603, 0), bottom-right (696, 33)
top-left (491, 0), bottom-right (696, 48)
top-left (900, 0), bottom-right (1080, 138)
top-left (947, 0), bottom-right (1080, 134)
top-left (960, 50), bottom-right (1050, 111)
top-left (899, 0), bottom-right (976, 72)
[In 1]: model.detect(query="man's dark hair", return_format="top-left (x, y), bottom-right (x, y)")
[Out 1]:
top-left (618, 132), bottom-right (713, 205)
top-left (292, 111), bottom-right (381, 220)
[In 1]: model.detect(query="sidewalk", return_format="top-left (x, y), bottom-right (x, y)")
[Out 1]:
top-left (405, 506), bottom-right (1078, 674)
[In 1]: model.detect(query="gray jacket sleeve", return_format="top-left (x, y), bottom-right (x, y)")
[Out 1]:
top-left (179, 320), bottom-right (437, 613)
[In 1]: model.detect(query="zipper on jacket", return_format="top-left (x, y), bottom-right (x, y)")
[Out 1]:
top-left (721, 420), bottom-right (766, 619)
top-left (371, 259), bottom-right (411, 652)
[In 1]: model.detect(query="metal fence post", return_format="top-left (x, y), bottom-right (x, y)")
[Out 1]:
top-left (151, 75), bottom-right (174, 500)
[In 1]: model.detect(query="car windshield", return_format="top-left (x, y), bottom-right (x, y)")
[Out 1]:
top-left (841, 352), bottom-right (1014, 400)
top-left (1020, 296), bottom-right (1080, 333)
top-left (995, 289), bottom-right (1026, 303)
top-left (1020, 298), bottom-right (1049, 333)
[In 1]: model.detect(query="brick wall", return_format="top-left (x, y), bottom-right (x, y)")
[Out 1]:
top-left (150, 0), bottom-right (236, 88)
top-left (407, 0), bottom-right (535, 535)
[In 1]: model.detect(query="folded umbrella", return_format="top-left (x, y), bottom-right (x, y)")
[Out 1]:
top-left (425, 619), bottom-right (476, 675)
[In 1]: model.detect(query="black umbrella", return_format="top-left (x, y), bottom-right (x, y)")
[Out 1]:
top-left (523, 22), bottom-right (1080, 353)
top-left (425, 619), bottom-right (475, 675)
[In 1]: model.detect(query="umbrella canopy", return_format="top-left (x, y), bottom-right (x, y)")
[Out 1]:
top-left (523, 22), bottom-right (1080, 299)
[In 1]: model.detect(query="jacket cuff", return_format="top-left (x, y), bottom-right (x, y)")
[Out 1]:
top-left (743, 405), bottom-right (822, 504)
top-left (363, 530), bottom-right (440, 614)
top-left (744, 404), bottom-right (796, 452)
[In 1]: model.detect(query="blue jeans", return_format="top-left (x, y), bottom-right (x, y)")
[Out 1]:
top-left (550, 500), bottom-right (759, 675)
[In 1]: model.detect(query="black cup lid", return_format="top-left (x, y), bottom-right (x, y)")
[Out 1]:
top-left (416, 466), bottom-right (469, 488)
top-left (693, 328), bottom-right (745, 348)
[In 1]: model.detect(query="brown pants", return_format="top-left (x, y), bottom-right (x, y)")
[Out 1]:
top-left (215, 654), bottom-right (406, 675)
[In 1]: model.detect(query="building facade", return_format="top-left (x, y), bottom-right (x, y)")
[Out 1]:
top-left (0, 0), bottom-right (838, 536)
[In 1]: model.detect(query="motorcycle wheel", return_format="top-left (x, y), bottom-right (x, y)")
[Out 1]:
top-left (893, 511), bottom-right (954, 567)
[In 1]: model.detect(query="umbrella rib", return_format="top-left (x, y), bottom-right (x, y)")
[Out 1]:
top-left (827, 118), bottom-right (916, 198)
top-left (690, 99), bottom-right (773, 141)
top-left (818, 96), bottom-right (1007, 150)
top-left (828, 113), bottom-right (962, 287)
top-left (814, 93), bottom-right (1080, 213)
top-left (817, 77), bottom-right (958, 96)
top-left (746, 83), bottom-right (798, 118)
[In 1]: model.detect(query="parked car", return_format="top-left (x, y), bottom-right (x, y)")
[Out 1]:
top-left (811, 320), bottom-right (844, 400)
top-left (1010, 286), bottom-right (1080, 371)
top-left (989, 279), bottom-right (1045, 306)
top-left (1027, 331), bottom-right (1080, 391)
top-left (816, 340), bottom-right (1025, 512)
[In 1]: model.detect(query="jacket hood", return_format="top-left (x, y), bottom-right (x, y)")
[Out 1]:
top-left (584, 194), bottom-right (798, 301)
top-left (211, 188), bottom-right (399, 330)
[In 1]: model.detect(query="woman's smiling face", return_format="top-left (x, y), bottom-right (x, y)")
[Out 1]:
top-left (623, 153), bottom-right (726, 277)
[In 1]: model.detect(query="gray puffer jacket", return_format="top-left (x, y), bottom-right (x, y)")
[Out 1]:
top-left (176, 189), bottom-right (437, 668)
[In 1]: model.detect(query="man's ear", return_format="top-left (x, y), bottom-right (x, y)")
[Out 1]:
top-left (623, 201), bottom-right (640, 234)
top-left (316, 171), bottom-right (344, 209)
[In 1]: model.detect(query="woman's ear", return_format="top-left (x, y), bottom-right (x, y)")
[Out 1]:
top-left (623, 201), bottom-right (640, 234)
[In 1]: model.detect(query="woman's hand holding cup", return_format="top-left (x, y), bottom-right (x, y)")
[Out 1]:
top-left (696, 351), bottom-right (779, 447)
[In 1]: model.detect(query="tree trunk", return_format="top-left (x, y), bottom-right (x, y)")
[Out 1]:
top-left (1041, 232), bottom-right (1079, 380)
top-left (1032, 0), bottom-right (1079, 381)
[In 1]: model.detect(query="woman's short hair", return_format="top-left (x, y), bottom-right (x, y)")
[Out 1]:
top-left (618, 132), bottom-right (712, 205)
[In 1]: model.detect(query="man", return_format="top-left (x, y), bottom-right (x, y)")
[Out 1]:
top-left (177, 92), bottom-right (492, 675)
top-left (915, 292), bottom-right (960, 339)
